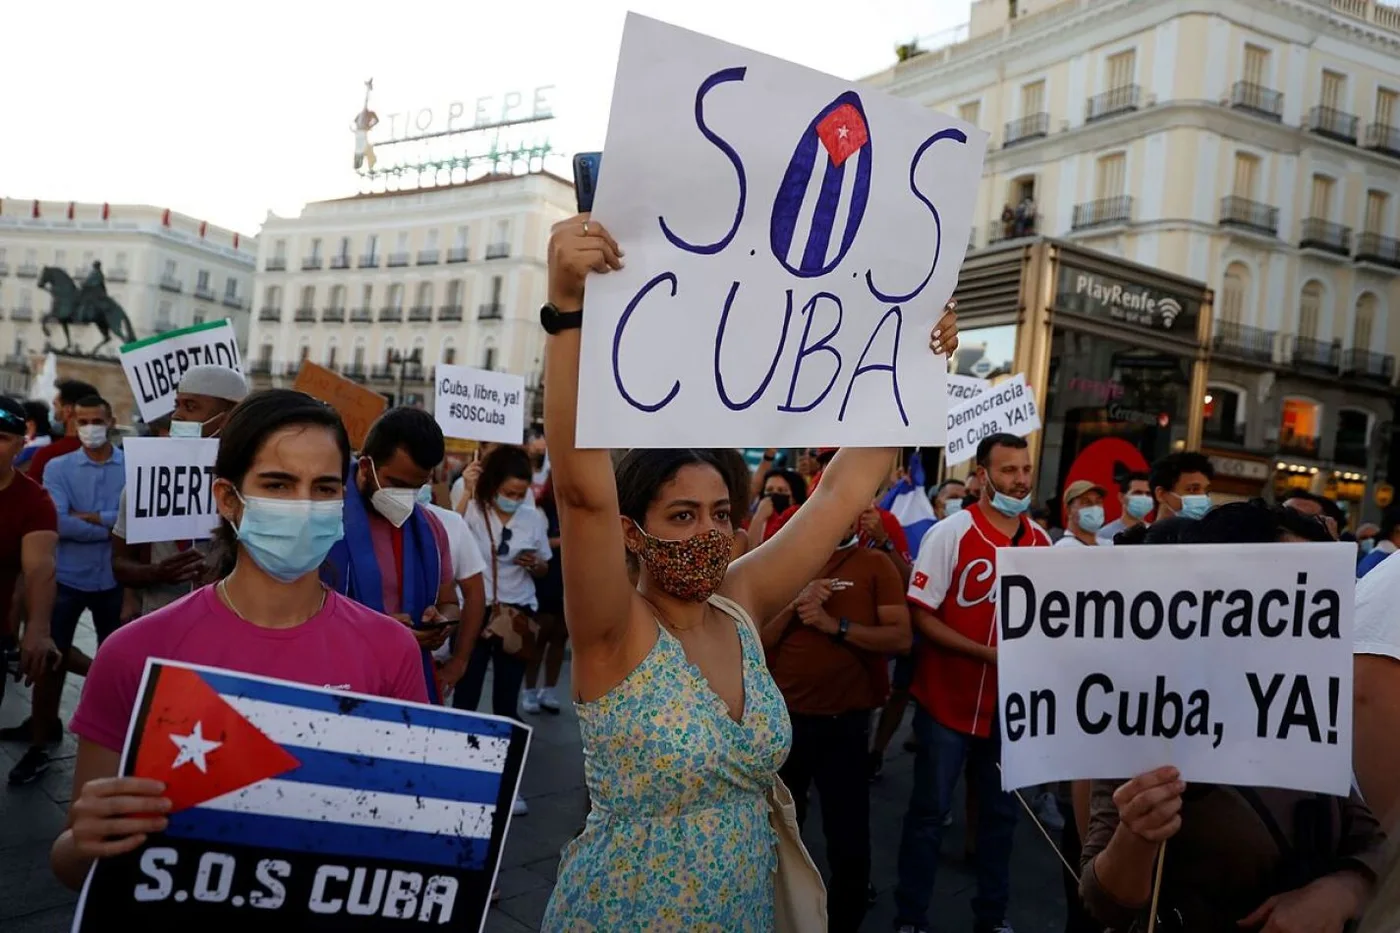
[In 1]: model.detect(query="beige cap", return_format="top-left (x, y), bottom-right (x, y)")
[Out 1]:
top-left (1063, 479), bottom-right (1106, 506)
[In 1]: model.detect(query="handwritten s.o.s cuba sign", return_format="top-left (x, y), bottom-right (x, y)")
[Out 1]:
top-left (576, 14), bottom-right (989, 449)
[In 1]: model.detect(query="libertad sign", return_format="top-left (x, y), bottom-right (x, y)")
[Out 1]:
top-left (1055, 265), bottom-right (1200, 336)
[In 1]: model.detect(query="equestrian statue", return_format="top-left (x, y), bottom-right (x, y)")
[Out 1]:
top-left (39, 262), bottom-right (138, 354)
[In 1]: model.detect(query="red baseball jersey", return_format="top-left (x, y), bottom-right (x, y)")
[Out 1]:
top-left (907, 504), bottom-right (1051, 738)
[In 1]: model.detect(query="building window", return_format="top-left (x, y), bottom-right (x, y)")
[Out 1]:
top-left (426, 229), bottom-right (439, 250)
top-left (1320, 70), bottom-right (1347, 110)
top-left (330, 284), bottom-right (345, 309)
top-left (196, 269), bottom-right (210, 292)
top-left (327, 343), bottom-right (339, 368)
top-left (192, 312), bottom-right (205, 325)
top-left (1298, 281), bottom-right (1323, 340)
top-left (163, 258), bottom-right (178, 279)
top-left (490, 275), bottom-right (504, 304)
top-left (388, 283), bottom-right (404, 308)
top-left (1365, 190), bottom-right (1389, 234)
top-left (82, 250), bottom-right (94, 268)
top-left (958, 100), bottom-right (980, 126)
top-left (443, 345), bottom-right (456, 365)
top-left (258, 342), bottom-right (273, 364)
top-left (1020, 79), bottom-right (1045, 116)
top-left (1280, 397), bottom-right (1322, 455)
top-left (300, 285), bottom-right (315, 308)
top-left (224, 277), bottom-right (238, 299)
top-left (416, 282), bottom-right (433, 306)
top-left (1308, 175), bottom-right (1335, 220)
top-left (156, 300), bottom-right (173, 329)
top-left (361, 283), bottom-right (373, 306)
top-left (1354, 293), bottom-right (1377, 350)
top-left (483, 346), bottom-right (497, 370)
top-left (353, 344), bottom-right (366, 367)
top-left (299, 343), bottom-right (311, 364)
top-left (1243, 44), bottom-right (1270, 86)
top-left (1232, 153), bottom-right (1259, 199)
top-left (446, 280), bottom-right (463, 305)
top-left (366, 234), bottom-right (379, 260)
top-left (1377, 87), bottom-right (1398, 126)
top-left (114, 251), bottom-right (128, 270)
top-left (1105, 49), bottom-right (1135, 89)
top-left (264, 285), bottom-right (282, 307)
top-left (492, 219), bottom-right (510, 245)
top-left (1336, 409), bottom-right (1371, 467)
top-left (454, 226), bottom-right (469, 249)
top-left (338, 236), bottom-right (351, 260)
top-left (1220, 263), bottom-right (1248, 326)
top-left (309, 238), bottom-right (322, 260)
top-left (396, 231), bottom-right (410, 252)
top-left (1203, 385), bottom-right (1246, 444)
top-left (1094, 153), bottom-right (1126, 199)
top-left (273, 240), bottom-right (287, 261)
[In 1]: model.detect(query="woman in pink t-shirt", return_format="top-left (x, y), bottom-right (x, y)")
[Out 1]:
top-left (50, 389), bottom-right (428, 891)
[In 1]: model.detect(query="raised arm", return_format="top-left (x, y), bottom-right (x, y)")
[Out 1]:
top-left (543, 215), bottom-right (632, 658)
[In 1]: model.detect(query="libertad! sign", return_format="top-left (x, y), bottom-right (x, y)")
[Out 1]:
top-left (1055, 265), bottom-right (1200, 336)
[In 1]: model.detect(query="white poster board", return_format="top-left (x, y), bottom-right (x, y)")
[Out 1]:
top-left (947, 374), bottom-right (990, 403)
top-left (120, 320), bottom-right (243, 423)
top-left (943, 374), bottom-right (1040, 467)
top-left (434, 365), bottom-right (526, 444)
top-left (577, 14), bottom-right (988, 448)
top-left (121, 438), bottom-right (221, 544)
top-left (996, 542), bottom-right (1355, 796)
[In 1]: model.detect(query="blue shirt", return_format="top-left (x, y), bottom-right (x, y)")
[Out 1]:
top-left (1357, 545), bottom-right (1392, 579)
top-left (43, 447), bottom-right (125, 591)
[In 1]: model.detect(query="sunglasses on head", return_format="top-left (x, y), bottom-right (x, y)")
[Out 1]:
top-left (0, 408), bottom-right (25, 436)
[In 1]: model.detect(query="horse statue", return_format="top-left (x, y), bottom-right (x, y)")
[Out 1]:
top-left (39, 263), bottom-right (137, 354)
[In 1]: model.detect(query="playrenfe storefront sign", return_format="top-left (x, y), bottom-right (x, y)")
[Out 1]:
top-left (1056, 265), bottom-right (1200, 335)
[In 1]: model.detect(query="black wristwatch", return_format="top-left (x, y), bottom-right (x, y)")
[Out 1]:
top-left (833, 617), bottom-right (850, 642)
top-left (540, 302), bottom-right (583, 334)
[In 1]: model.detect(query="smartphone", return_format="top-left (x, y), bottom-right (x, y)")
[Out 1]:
top-left (573, 152), bottom-right (602, 213)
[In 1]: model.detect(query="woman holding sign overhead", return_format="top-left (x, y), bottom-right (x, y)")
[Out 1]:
top-left (538, 214), bottom-right (958, 930)
top-left (50, 390), bottom-right (427, 890)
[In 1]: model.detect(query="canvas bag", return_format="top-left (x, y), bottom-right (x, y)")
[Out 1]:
top-left (483, 508), bottom-right (540, 661)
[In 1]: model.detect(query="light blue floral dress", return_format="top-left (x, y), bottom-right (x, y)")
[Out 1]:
top-left (542, 595), bottom-right (792, 931)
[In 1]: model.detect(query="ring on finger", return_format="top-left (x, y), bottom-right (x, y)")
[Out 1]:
top-left (582, 221), bottom-right (591, 236)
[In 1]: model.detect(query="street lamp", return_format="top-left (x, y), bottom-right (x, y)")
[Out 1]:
top-left (388, 348), bottom-right (422, 406)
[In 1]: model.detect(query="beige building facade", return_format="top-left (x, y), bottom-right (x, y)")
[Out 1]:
top-left (246, 172), bottom-right (575, 412)
top-left (871, 0), bottom-right (1400, 519)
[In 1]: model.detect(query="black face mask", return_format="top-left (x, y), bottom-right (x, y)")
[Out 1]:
top-left (769, 493), bottom-right (791, 513)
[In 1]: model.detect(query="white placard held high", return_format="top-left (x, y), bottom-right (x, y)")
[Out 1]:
top-left (120, 320), bottom-right (244, 423)
top-left (577, 14), bottom-right (988, 449)
top-left (434, 365), bottom-right (526, 444)
top-left (943, 374), bottom-right (1040, 467)
top-left (121, 437), bottom-right (221, 544)
top-left (996, 542), bottom-right (1355, 796)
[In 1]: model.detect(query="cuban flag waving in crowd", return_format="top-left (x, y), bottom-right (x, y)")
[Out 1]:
top-left (879, 451), bottom-right (938, 553)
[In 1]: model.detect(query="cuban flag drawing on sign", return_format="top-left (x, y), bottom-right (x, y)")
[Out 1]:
top-left (73, 660), bottom-right (530, 933)
top-left (770, 90), bottom-right (873, 277)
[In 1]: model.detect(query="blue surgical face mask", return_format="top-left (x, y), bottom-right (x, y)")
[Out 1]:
top-left (989, 480), bottom-right (1032, 517)
top-left (495, 494), bottom-right (522, 515)
top-left (1176, 493), bottom-right (1212, 521)
top-left (1361, 538), bottom-right (1376, 554)
top-left (416, 485), bottom-right (434, 506)
top-left (943, 497), bottom-right (964, 516)
top-left (1076, 505), bottom-right (1105, 533)
top-left (234, 493), bottom-right (345, 583)
top-left (1125, 494), bottom-right (1154, 520)
top-left (168, 419), bottom-right (203, 439)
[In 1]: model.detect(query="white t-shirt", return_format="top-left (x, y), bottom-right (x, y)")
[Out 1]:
top-left (1354, 551), bottom-right (1400, 661)
top-left (462, 500), bottom-right (552, 611)
top-left (1054, 534), bottom-right (1094, 547)
top-left (423, 504), bottom-right (486, 591)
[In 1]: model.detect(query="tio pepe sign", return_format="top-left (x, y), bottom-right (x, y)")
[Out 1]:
top-left (378, 87), bottom-right (554, 141)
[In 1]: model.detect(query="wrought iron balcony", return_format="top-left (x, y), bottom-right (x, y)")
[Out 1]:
top-left (1219, 196), bottom-right (1279, 236)
top-left (438, 304), bottom-right (463, 322)
top-left (1356, 232), bottom-right (1400, 269)
top-left (248, 359), bottom-right (273, 375)
top-left (302, 256), bottom-right (323, 271)
top-left (1071, 196), bottom-right (1133, 230)
top-left (1230, 81), bottom-right (1284, 120)
top-left (1341, 347), bottom-right (1396, 383)
top-left (330, 254), bottom-right (351, 270)
top-left (1299, 218), bottom-right (1352, 256)
top-left (258, 306), bottom-right (281, 322)
top-left (194, 284), bottom-right (216, 301)
top-left (370, 365), bottom-right (395, 380)
top-left (11, 306), bottom-right (33, 321)
top-left (294, 306), bottom-right (316, 322)
top-left (1085, 85), bottom-right (1141, 123)
top-left (344, 364), bottom-right (367, 380)
top-left (478, 302), bottom-right (503, 320)
top-left (0, 262), bottom-right (9, 276)
top-left (159, 275), bottom-right (183, 293)
top-left (350, 307), bottom-right (373, 323)
top-left (1003, 112), bottom-right (1049, 147)
top-left (321, 306), bottom-right (345, 323)
top-left (1292, 335), bottom-right (1341, 372)
top-left (1335, 435), bottom-right (1370, 468)
top-left (358, 254), bottom-right (379, 269)
top-left (989, 213), bottom-right (1039, 244)
top-left (417, 250), bottom-right (440, 265)
top-left (107, 267), bottom-right (129, 283)
top-left (221, 294), bottom-right (244, 309)
top-left (1364, 122), bottom-right (1400, 158)
top-left (265, 257), bottom-right (287, 272)
top-left (379, 306), bottom-right (403, 322)
top-left (1212, 320), bottom-right (1276, 364)
top-left (485, 243), bottom-right (511, 260)
top-left (409, 305), bottom-right (433, 322)
top-left (447, 247), bottom-right (469, 263)
top-left (16, 263), bottom-right (37, 279)
top-left (1306, 106), bottom-right (1359, 144)
top-left (1278, 432), bottom-right (1320, 458)
top-left (387, 252), bottom-right (410, 268)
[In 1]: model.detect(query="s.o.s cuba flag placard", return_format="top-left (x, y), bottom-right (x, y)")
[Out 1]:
top-left (577, 13), bottom-right (988, 449)
top-left (72, 660), bottom-right (530, 933)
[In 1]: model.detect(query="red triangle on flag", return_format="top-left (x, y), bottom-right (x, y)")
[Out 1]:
top-left (132, 666), bottom-right (300, 813)
top-left (816, 103), bottom-right (869, 168)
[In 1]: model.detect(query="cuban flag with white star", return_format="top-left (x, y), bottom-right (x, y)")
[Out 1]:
top-left (770, 90), bottom-right (873, 277)
top-left (73, 660), bottom-right (530, 933)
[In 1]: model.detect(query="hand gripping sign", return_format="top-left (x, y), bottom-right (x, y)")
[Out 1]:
top-left (577, 14), bottom-right (988, 449)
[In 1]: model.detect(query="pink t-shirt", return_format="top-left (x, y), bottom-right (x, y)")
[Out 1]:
top-left (71, 584), bottom-right (429, 753)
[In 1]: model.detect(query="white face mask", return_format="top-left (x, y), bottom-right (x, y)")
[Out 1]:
top-left (77, 424), bottom-right (109, 449)
top-left (168, 419), bottom-right (203, 438)
top-left (368, 460), bottom-right (417, 528)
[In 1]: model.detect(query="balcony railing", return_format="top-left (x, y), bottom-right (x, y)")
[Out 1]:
top-left (1219, 196), bottom-right (1279, 236)
top-left (265, 257), bottom-right (287, 272)
top-left (107, 267), bottom-right (129, 283)
top-left (344, 364), bottom-right (367, 381)
top-left (302, 256), bottom-right (323, 271)
top-left (159, 275), bottom-right (183, 293)
top-left (409, 305), bottom-right (433, 322)
top-left (1306, 105), bottom-right (1360, 144)
top-left (485, 243), bottom-right (511, 260)
top-left (11, 307), bottom-right (33, 322)
top-left (1356, 232), bottom-right (1400, 268)
top-left (1085, 85), bottom-right (1141, 123)
top-left (1342, 347), bottom-right (1396, 383)
top-left (989, 213), bottom-right (1040, 244)
top-left (294, 306), bottom-right (316, 322)
top-left (438, 304), bottom-right (463, 322)
top-left (350, 307), bottom-right (373, 322)
top-left (1278, 433), bottom-right (1321, 458)
top-left (1203, 422), bottom-right (1246, 447)
top-left (1072, 196), bottom-right (1134, 230)
top-left (379, 306), bottom-right (403, 322)
top-left (417, 250), bottom-right (440, 265)
top-left (330, 254), bottom-right (351, 269)
top-left (0, 262), bottom-right (9, 276)
top-left (358, 254), bottom-right (379, 269)
top-left (221, 294), bottom-right (243, 309)
top-left (1299, 218), bottom-right (1352, 256)
top-left (1003, 112), bottom-right (1049, 147)
top-left (478, 302), bottom-right (503, 320)
top-left (249, 359), bottom-right (273, 375)
top-left (194, 284), bottom-right (216, 301)
top-left (1230, 81), bottom-right (1284, 120)
top-left (370, 365), bottom-right (395, 380)
top-left (1212, 320), bottom-right (1277, 364)
top-left (387, 252), bottom-right (410, 267)
top-left (258, 306), bottom-right (281, 322)
top-left (1364, 122), bottom-right (1400, 158)
top-left (447, 247), bottom-right (469, 263)
top-left (1292, 335), bottom-right (1341, 371)
top-left (322, 306), bottom-right (345, 323)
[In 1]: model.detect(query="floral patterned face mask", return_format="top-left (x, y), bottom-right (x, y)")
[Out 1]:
top-left (629, 523), bottom-right (733, 602)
